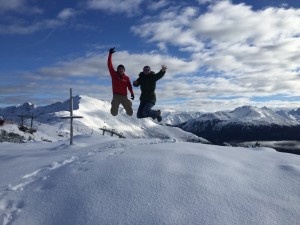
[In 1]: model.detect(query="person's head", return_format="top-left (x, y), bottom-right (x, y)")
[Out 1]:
top-left (117, 64), bottom-right (125, 75)
top-left (143, 66), bottom-right (151, 74)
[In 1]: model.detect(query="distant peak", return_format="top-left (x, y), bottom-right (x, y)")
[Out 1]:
top-left (22, 102), bottom-right (33, 106)
top-left (231, 105), bottom-right (258, 113)
top-left (20, 102), bottom-right (36, 110)
top-left (74, 95), bottom-right (84, 110)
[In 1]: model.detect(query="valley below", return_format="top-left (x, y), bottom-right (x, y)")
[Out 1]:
top-left (229, 140), bottom-right (300, 155)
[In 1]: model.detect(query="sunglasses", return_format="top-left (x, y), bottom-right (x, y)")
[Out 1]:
top-left (143, 68), bottom-right (150, 72)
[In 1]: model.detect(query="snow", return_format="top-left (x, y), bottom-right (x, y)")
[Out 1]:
top-left (162, 111), bottom-right (203, 125)
top-left (182, 105), bottom-right (300, 132)
top-left (0, 95), bottom-right (208, 143)
top-left (0, 96), bottom-right (300, 224)
top-left (1, 134), bottom-right (300, 225)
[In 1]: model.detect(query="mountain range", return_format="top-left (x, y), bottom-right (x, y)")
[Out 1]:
top-left (173, 105), bottom-right (300, 152)
top-left (0, 95), bottom-right (207, 144)
top-left (1, 96), bottom-right (300, 154)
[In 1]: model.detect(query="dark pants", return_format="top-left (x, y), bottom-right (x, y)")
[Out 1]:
top-left (111, 94), bottom-right (133, 116)
top-left (137, 102), bottom-right (158, 119)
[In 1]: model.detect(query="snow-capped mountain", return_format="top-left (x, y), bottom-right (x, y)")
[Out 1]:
top-left (231, 106), bottom-right (300, 125)
top-left (162, 111), bottom-right (203, 125)
top-left (0, 95), bottom-right (208, 143)
top-left (162, 105), bottom-right (300, 126)
top-left (2, 98), bottom-right (300, 146)
top-left (0, 97), bottom-right (76, 117)
top-left (287, 108), bottom-right (300, 121)
top-left (177, 105), bottom-right (300, 144)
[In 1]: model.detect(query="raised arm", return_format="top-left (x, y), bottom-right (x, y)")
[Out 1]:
top-left (155, 64), bottom-right (167, 81)
top-left (107, 47), bottom-right (116, 75)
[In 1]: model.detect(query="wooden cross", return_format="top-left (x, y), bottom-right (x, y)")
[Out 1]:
top-left (60, 88), bottom-right (83, 145)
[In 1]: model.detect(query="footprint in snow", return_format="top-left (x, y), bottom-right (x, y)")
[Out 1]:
top-left (278, 164), bottom-right (300, 176)
top-left (0, 199), bottom-right (24, 225)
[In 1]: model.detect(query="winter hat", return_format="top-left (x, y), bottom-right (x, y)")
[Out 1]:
top-left (117, 64), bottom-right (125, 71)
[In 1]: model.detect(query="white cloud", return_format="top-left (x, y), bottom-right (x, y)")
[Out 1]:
top-left (57, 8), bottom-right (77, 20)
top-left (2, 50), bottom-right (199, 105)
top-left (193, 1), bottom-right (300, 44)
top-left (0, 0), bottom-right (42, 14)
top-left (147, 0), bottom-right (170, 11)
top-left (2, 0), bottom-right (300, 111)
top-left (131, 6), bottom-right (204, 51)
top-left (86, 0), bottom-right (144, 16)
top-left (3, 47), bottom-right (300, 111)
top-left (26, 50), bottom-right (198, 80)
top-left (0, 8), bottom-right (77, 34)
top-left (131, 0), bottom-right (300, 108)
top-left (0, 0), bottom-right (25, 12)
top-left (197, 0), bottom-right (220, 4)
top-left (0, 20), bottom-right (60, 35)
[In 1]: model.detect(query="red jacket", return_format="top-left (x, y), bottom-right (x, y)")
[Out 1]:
top-left (107, 53), bottom-right (134, 96)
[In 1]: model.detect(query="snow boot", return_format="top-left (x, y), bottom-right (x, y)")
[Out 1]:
top-left (157, 110), bottom-right (162, 122)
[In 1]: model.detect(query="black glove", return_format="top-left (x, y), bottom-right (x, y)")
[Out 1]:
top-left (133, 80), bottom-right (139, 87)
top-left (109, 47), bottom-right (116, 54)
top-left (131, 94), bottom-right (134, 100)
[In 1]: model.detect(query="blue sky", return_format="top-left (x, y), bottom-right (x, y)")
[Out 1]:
top-left (1, 0), bottom-right (300, 112)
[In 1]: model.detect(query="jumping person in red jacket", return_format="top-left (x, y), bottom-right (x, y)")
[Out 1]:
top-left (107, 47), bottom-right (134, 116)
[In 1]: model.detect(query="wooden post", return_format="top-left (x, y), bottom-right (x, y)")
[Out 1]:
top-left (21, 112), bottom-right (24, 127)
top-left (17, 113), bottom-right (36, 133)
top-left (61, 88), bottom-right (83, 145)
top-left (31, 113), bottom-right (33, 128)
top-left (70, 88), bottom-right (73, 145)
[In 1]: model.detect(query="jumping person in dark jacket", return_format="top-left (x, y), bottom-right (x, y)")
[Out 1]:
top-left (107, 47), bottom-right (134, 116)
top-left (133, 64), bottom-right (167, 122)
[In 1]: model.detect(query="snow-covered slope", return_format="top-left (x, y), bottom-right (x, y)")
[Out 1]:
top-left (0, 96), bottom-right (208, 143)
top-left (282, 108), bottom-right (300, 122)
top-left (162, 111), bottom-right (203, 125)
top-left (0, 135), bottom-right (299, 225)
top-left (1, 100), bottom-right (300, 225)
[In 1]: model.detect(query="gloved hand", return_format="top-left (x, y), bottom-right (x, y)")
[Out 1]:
top-left (131, 94), bottom-right (134, 100)
top-left (161, 64), bottom-right (168, 72)
top-left (109, 47), bottom-right (116, 54)
top-left (133, 80), bottom-right (139, 87)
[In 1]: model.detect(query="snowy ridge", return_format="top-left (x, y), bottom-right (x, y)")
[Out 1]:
top-left (281, 108), bottom-right (300, 122)
top-left (184, 105), bottom-right (300, 126)
top-left (0, 95), bottom-right (208, 143)
top-left (174, 105), bottom-right (300, 147)
top-left (162, 111), bottom-right (203, 125)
